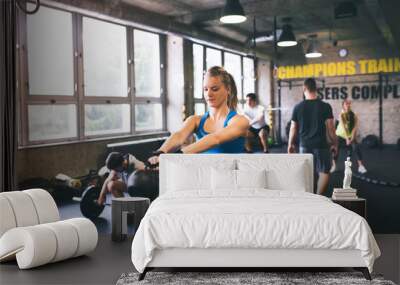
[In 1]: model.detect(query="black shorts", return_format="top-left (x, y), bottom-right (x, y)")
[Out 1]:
top-left (249, 125), bottom-right (270, 136)
top-left (299, 147), bottom-right (332, 174)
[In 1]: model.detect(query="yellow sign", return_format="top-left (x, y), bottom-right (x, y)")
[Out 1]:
top-left (277, 57), bottom-right (400, 79)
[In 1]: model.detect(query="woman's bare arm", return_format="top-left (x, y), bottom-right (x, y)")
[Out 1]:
top-left (157, 115), bottom-right (199, 153)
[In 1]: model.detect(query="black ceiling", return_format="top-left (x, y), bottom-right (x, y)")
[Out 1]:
top-left (120, 0), bottom-right (400, 59)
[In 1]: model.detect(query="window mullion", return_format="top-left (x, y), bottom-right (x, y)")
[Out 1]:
top-left (127, 27), bottom-right (135, 135)
top-left (241, 56), bottom-right (244, 101)
top-left (76, 14), bottom-right (84, 141)
top-left (254, 57), bottom-right (257, 97)
top-left (135, 97), bottom-right (162, 104)
top-left (131, 28), bottom-right (136, 134)
top-left (159, 34), bottom-right (167, 131)
top-left (83, 97), bottom-right (131, 104)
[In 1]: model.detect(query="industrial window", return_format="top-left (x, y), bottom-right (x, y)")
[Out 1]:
top-left (191, 43), bottom-right (256, 116)
top-left (133, 30), bottom-right (164, 132)
top-left (17, 4), bottom-right (166, 146)
top-left (243, 57), bottom-right (256, 97)
top-left (206, 47), bottom-right (222, 70)
top-left (193, 44), bottom-right (205, 115)
top-left (224, 52), bottom-right (243, 101)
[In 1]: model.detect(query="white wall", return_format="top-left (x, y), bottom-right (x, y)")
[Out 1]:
top-left (257, 59), bottom-right (272, 107)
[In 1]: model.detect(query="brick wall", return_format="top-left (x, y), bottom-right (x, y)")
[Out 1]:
top-left (275, 43), bottom-right (400, 144)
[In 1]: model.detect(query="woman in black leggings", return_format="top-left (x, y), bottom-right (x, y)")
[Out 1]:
top-left (331, 99), bottom-right (367, 174)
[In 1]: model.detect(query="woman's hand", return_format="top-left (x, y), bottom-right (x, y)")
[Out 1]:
top-left (147, 150), bottom-right (164, 167)
top-left (147, 155), bottom-right (160, 166)
top-left (287, 144), bottom-right (296, 153)
top-left (330, 144), bottom-right (338, 157)
top-left (97, 194), bottom-right (106, 206)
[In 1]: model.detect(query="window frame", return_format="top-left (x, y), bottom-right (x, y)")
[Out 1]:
top-left (132, 30), bottom-right (167, 134)
top-left (242, 56), bottom-right (257, 104)
top-left (17, 3), bottom-right (167, 147)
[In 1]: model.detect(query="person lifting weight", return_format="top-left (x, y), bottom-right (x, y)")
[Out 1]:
top-left (97, 152), bottom-right (145, 205)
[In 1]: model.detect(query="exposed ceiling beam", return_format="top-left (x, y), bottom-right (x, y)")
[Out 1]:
top-left (202, 24), bottom-right (250, 43)
top-left (375, 0), bottom-right (400, 50)
top-left (176, 7), bottom-right (221, 24)
top-left (174, 0), bottom-right (335, 24)
top-left (364, 0), bottom-right (399, 50)
top-left (121, 0), bottom-right (193, 16)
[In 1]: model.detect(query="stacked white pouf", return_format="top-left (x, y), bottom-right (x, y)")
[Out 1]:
top-left (0, 188), bottom-right (98, 269)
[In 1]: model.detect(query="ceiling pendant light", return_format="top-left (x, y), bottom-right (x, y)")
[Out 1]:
top-left (277, 18), bottom-right (297, 47)
top-left (305, 35), bottom-right (322, 58)
top-left (220, 0), bottom-right (247, 24)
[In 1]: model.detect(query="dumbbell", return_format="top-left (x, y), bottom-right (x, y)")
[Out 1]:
top-left (80, 185), bottom-right (110, 219)
top-left (127, 162), bottom-right (159, 202)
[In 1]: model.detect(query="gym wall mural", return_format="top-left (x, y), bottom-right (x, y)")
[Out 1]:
top-left (277, 57), bottom-right (400, 79)
top-left (276, 57), bottom-right (400, 145)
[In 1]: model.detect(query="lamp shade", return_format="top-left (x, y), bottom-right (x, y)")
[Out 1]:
top-left (220, 0), bottom-right (247, 24)
top-left (305, 38), bottom-right (322, 58)
top-left (277, 24), bottom-right (297, 47)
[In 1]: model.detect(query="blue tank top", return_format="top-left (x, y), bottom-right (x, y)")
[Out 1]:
top-left (195, 110), bottom-right (245, 154)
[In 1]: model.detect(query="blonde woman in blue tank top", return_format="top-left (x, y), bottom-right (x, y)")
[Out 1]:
top-left (148, 66), bottom-right (249, 165)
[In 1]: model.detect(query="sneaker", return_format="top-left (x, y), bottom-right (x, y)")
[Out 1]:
top-left (330, 163), bottom-right (336, 173)
top-left (358, 165), bottom-right (367, 174)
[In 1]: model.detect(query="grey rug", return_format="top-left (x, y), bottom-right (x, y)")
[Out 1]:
top-left (117, 271), bottom-right (396, 285)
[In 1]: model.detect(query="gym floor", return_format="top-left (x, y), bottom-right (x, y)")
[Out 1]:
top-left (61, 143), bottom-right (400, 234)
top-left (0, 234), bottom-right (134, 285)
top-left (1, 144), bottom-right (399, 284)
top-left (326, 144), bottom-right (400, 234)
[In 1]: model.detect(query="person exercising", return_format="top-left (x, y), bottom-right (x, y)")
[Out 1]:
top-left (243, 93), bottom-right (270, 153)
top-left (148, 66), bottom-right (249, 166)
top-left (97, 152), bottom-right (145, 205)
top-left (330, 99), bottom-right (367, 174)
